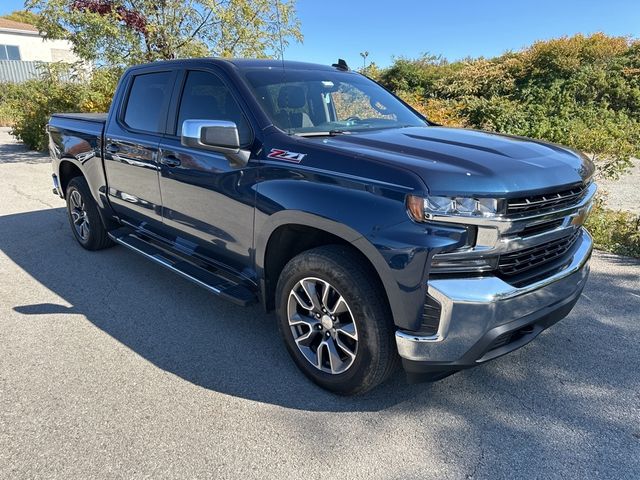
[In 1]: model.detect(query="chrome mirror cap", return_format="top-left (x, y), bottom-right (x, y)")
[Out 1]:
top-left (180, 119), bottom-right (250, 167)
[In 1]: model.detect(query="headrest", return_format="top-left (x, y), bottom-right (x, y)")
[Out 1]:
top-left (277, 85), bottom-right (306, 109)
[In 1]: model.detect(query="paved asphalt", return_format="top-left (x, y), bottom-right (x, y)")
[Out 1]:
top-left (1, 131), bottom-right (639, 479)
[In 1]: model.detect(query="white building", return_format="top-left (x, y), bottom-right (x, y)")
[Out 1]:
top-left (0, 18), bottom-right (79, 63)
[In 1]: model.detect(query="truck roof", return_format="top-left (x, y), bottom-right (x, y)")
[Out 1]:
top-left (127, 58), bottom-right (342, 73)
top-left (226, 59), bottom-right (338, 71)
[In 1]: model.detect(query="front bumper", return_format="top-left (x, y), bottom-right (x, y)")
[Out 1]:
top-left (396, 228), bottom-right (592, 379)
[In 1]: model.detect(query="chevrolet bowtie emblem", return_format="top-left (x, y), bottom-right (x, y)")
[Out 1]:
top-left (570, 207), bottom-right (589, 227)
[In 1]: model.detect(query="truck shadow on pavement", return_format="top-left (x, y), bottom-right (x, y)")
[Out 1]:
top-left (2, 207), bottom-right (640, 427)
top-left (1, 206), bottom-right (429, 411)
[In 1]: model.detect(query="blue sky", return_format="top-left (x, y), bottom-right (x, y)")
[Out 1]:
top-left (2, 0), bottom-right (638, 66)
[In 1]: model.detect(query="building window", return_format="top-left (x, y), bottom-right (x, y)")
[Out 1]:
top-left (0, 45), bottom-right (21, 61)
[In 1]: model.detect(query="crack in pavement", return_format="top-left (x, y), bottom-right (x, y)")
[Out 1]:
top-left (8, 183), bottom-right (60, 210)
top-left (466, 446), bottom-right (485, 479)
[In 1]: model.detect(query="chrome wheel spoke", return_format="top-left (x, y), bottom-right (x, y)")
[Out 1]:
top-left (325, 338), bottom-right (345, 373)
top-left (298, 346), bottom-right (318, 366)
top-left (335, 336), bottom-right (356, 360)
top-left (300, 279), bottom-right (324, 312)
top-left (289, 312), bottom-right (319, 330)
top-left (316, 341), bottom-right (326, 369)
top-left (337, 322), bottom-right (358, 341)
top-left (70, 191), bottom-right (82, 209)
top-left (289, 313), bottom-right (320, 346)
top-left (329, 295), bottom-right (348, 315)
top-left (291, 289), bottom-right (313, 310)
top-left (294, 329), bottom-right (316, 346)
top-left (80, 222), bottom-right (89, 239)
top-left (321, 280), bottom-right (331, 308)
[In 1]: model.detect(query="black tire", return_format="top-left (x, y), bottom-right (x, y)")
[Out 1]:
top-left (276, 245), bottom-right (399, 395)
top-left (65, 176), bottom-right (114, 251)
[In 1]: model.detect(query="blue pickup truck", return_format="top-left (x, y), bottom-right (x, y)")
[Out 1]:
top-left (47, 58), bottom-right (596, 394)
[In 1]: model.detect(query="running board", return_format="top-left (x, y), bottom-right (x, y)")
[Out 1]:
top-left (108, 228), bottom-right (257, 307)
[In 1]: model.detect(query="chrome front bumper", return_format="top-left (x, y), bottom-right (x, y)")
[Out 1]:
top-left (396, 228), bottom-right (592, 365)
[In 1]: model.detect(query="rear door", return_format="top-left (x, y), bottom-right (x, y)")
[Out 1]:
top-left (157, 68), bottom-right (258, 272)
top-left (103, 68), bottom-right (177, 228)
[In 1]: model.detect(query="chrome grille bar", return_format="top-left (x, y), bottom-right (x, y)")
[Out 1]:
top-left (498, 228), bottom-right (581, 276)
top-left (507, 183), bottom-right (589, 214)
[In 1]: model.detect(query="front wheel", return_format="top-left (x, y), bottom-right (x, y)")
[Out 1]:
top-left (276, 245), bottom-right (398, 395)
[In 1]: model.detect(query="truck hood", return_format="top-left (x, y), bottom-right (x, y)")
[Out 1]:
top-left (316, 126), bottom-right (594, 196)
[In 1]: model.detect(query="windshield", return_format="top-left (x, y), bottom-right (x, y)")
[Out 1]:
top-left (243, 68), bottom-right (427, 135)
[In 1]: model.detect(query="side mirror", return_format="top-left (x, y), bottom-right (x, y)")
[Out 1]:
top-left (181, 119), bottom-right (250, 168)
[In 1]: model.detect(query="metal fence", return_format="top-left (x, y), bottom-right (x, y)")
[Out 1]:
top-left (0, 60), bottom-right (42, 83)
top-left (0, 60), bottom-right (83, 83)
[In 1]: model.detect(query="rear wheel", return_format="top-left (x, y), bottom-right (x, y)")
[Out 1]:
top-left (276, 245), bottom-right (398, 395)
top-left (65, 176), bottom-right (113, 251)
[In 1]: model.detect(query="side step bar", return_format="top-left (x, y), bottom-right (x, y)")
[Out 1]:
top-left (108, 228), bottom-right (257, 307)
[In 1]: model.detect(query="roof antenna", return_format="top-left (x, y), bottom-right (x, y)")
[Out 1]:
top-left (332, 59), bottom-right (350, 71)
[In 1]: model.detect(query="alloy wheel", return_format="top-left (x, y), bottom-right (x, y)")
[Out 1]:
top-left (69, 189), bottom-right (90, 241)
top-left (287, 277), bottom-right (359, 374)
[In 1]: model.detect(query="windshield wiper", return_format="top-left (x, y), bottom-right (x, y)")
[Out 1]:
top-left (295, 130), bottom-right (348, 137)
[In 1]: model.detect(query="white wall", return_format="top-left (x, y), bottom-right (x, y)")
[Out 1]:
top-left (0, 30), bottom-right (80, 63)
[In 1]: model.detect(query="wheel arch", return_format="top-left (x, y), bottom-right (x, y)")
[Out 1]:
top-left (57, 157), bottom-right (119, 231)
top-left (256, 211), bottom-right (398, 324)
top-left (58, 158), bottom-right (84, 197)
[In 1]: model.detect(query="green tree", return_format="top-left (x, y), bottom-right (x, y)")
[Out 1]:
top-left (27, 0), bottom-right (302, 67)
top-left (360, 61), bottom-right (381, 81)
top-left (0, 10), bottom-right (40, 26)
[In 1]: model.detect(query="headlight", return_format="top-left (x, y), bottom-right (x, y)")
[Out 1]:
top-left (406, 194), bottom-right (502, 222)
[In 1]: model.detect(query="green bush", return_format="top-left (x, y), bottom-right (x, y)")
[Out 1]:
top-left (11, 81), bottom-right (85, 150)
top-left (585, 199), bottom-right (640, 257)
top-left (378, 34), bottom-right (640, 180)
top-left (0, 82), bottom-right (22, 126)
top-left (4, 62), bottom-right (119, 150)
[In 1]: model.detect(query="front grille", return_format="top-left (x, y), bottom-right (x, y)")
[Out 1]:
top-left (519, 219), bottom-right (564, 237)
top-left (507, 183), bottom-right (588, 215)
top-left (498, 229), bottom-right (581, 278)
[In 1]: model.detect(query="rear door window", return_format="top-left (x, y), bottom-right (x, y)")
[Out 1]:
top-left (123, 71), bottom-right (174, 133)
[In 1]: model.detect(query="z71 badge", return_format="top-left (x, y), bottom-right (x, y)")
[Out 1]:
top-left (267, 148), bottom-right (306, 163)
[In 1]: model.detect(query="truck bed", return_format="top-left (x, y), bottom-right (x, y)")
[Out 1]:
top-left (51, 112), bottom-right (108, 123)
top-left (48, 113), bottom-right (106, 142)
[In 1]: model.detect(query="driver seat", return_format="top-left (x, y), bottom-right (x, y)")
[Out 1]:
top-left (274, 85), bottom-right (314, 130)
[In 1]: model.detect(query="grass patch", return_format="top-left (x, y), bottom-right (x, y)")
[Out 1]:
top-left (586, 199), bottom-right (640, 258)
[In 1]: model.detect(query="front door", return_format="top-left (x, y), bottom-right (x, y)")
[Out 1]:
top-left (157, 69), bottom-right (257, 273)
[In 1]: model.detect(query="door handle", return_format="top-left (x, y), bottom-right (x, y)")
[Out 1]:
top-left (105, 144), bottom-right (120, 154)
top-left (160, 155), bottom-right (181, 167)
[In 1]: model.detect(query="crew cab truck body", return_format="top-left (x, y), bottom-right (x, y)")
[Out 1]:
top-left (48, 58), bottom-right (595, 394)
